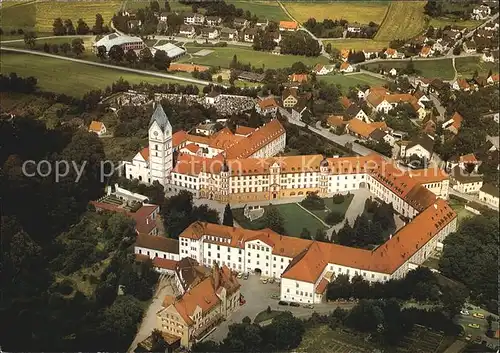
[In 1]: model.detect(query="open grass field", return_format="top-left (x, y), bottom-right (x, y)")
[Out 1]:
top-left (233, 203), bottom-right (327, 237)
top-left (226, 0), bottom-right (287, 22)
top-left (320, 73), bottom-right (387, 93)
top-left (181, 44), bottom-right (329, 69)
top-left (323, 38), bottom-right (389, 52)
top-left (0, 0), bottom-right (122, 32)
top-left (0, 52), bottom-right (201, 97)
top-left (455, 56), bottom-right (499, 78)
top-left (375, 1), bottom-right (427, 41)
top-left (362, 59), bottom-right (455, 80)
top-left (283, 1), bottom-right (388, 25)
top-left (126, 0), bottom-right (193, 12)
top-left (429, 17), bottom-right (482, 29)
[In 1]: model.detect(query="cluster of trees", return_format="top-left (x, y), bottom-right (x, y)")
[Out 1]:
top-left (303, 18), bottom-right (346, 38)
top-left (53, 15), bottom-right (109, 36)
top-left (96, 45), bottom-right (171, 72)
top-left (0, 72), bottom-right (38, 93)
top-left (252, 22), bottom-right (280, 52)
top-left (161, 191), bottom-right (220, 238)
top-left (113, 4), bottom-right (159, 35)
top-left (300, 193), bottom-right (345, 226)
top-left (192, 311), bottom-right (306, 352)
top-left (332, 198), bottom-right (395, 248)
top-left (0, 27), bottom-right (28, 36)
top-left (280, 31), bottom-right (321, 57)
top-left (346, 22), bottom-right (379, 39)
top-left (439, 212), bottom-right (499, 314)
top-left (28, 37), bottom-right (86, 57)
top-left (356, 139), bottom-right (393, 157)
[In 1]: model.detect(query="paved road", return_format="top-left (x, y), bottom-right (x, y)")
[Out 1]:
top-left (128, 275), bottom-right (174, 353)
top-left (0, 46), bottom-right (226, 87)
top-left (328, 188), bottom-right (372, 237)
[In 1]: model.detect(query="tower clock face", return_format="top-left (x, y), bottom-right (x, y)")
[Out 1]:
top-left (154, 131), bottom-right (158, 137)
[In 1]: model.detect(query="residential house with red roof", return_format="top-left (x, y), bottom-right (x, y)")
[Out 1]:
top-left (279, 20), bottom-right (298, 31)
top-left (88, 121), bottom-right (107, 136)
top-left (313, 63), bottom-right (333, 75)
top-left (339, 62), bottom-right (354, 73)
top-left (255, 96), bottom-right (279, 117)
top-left (442, 112), bottom-right (464, 135)
top-left (452, 78), bottom-right (471, 91)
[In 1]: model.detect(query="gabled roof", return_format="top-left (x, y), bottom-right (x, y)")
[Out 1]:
top-left (407, 134), bottom-right (434, 153)
top-left (89, 120), bottom-right (105, 132)
top-left (150, 104), bottom-right (171, 132)
top-left (480, 183), bottom-right (499, 197)
top-left (136, 234), bottom-right (179, 254)
top-left (279, 21), bottom-right (298, 29)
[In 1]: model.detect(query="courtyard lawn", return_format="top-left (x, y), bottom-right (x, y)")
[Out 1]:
top-left (233, 203), bottom-right (327, 237)
top-left (320, 73), bottom-right (387, 93)
top-left (283, 1), bottom-right (388, 25)
top-left (455, 56), bottom-right (499, 79)
top-left (323, 38), bottom-right (389, 52)
top-left (0, 52), bottom-right (202, 97)
top-left (308, 194), bottom-right (354, 223)
top-left (180, 45), bottom-right (329, 69)
top-left (226, 1), bottom-right (287, 22)
top-left (374, 1), bottom-right (427, 41)
top-left (362, 59), bottom-right (455, 80)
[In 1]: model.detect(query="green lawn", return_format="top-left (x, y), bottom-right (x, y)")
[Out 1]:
top-left (320, 73), bottom-right (387, 93)
top-left (0, 52), bottom-right (203, 97)
top-left (429, 17), bottom-right (482, 29)
top-left (455, 56), bottom-right (499, 78)
top-left (311, 193), bottom-right (354, 222)
top-left (233, 203), bottom-right (327, 237)
top-left (362, 59), bottom-right (455, 80)
top-left (226, 1), bottom-right (287, 22)
top-left (181, 44), bottom-right (329, 69)
top-left (448, 198), bottom-right (474, 225)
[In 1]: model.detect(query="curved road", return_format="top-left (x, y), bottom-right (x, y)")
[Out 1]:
top-left (0, 47), bottom-right (226, 88)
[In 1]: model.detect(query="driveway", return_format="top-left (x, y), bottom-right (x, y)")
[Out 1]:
top-left (328, 188), bottom-right (372, 237)
top-left (128, 275), bottom-right (174, 352)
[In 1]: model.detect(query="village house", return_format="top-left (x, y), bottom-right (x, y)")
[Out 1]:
top-left (205, 16), bottom-right (222, 26)
top-left (347, 22), bottom-right (363, 33)
top-left (463, 40), bottom-right (477, 53)
top-left (452, 78), bottom-right (471, 91)
top-left (479, 183), bottom-right (500, 208)
top-left (442, 112), bottom-right (464, 135)
top-left (255, 97), bottom-right (279, 117)
top-left (487, 73), bottom-right (499, 85)
top-left (389, 68), bottom-right (397, 77)
top-left (88, 120), bottom-right (107, 136)
top-left (326, 115), bottom-right (346, 132)
top-left (345, 103), bottom-right (370, 122)
top-left (446, 153), bottom-right (480, 173)
top-left (385, 48), bottom-right (400, 59)
top-left (134, 234), bottom-right (180, 266)
top-left (345, 119), bottom-right (391, 142)
top-left (243, 27), bottom-right (258, 42)
top-left (220, 27), bottom-right (238, 41)
top-left (313, 64), bottom-right (333, 75)
top-left (419, 45), bottom-right (434, 58)
top-left (279, 21), bottom-right (298, 31)
top-left (159, 12), bottom-right (168, 22)
top-left (201, 27), bottom-right (219, 39)
top-left (482, 50), bottom-right (499, 62)
top-left (339, 62), bottom-right (354, 73)
top-left (233, 18), bottom-right (249, 28)
top-left (127, 19), bottom-right (141, 30)
top-left (399, 134), bottom-right (434, 161)
top-left (363, 50), bottom-right (378, 60)
top-left (183, 13), bottom-right (205, 26)
top-left (289, 73), bottom-right (309, 85)
top-left (471, 5), bottom-right (491, 20)
top-left (179, 24), bottom-right (196, 38)
top-left (450, 166), bottom-right (484, 194)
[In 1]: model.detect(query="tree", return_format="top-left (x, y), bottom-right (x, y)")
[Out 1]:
top-left (125, 48), bottom-right (138, 64)
top-left (440, 285), bottom-right (468, 318)
top-left (108, 45), bottom-right (125, 62)
top-left (43, 42), bottom-right (50, 52)
top-left (150, 0), bottom-right (160, 12)
top-left (60, 42), bottom-right (71, 54)
top-left (139, 47), bottom-right (153, 65)
top-left (153, 49), bottom-right (171, 70)
top-left (222, 204), bottom-right (234, 226)
top-left (96, 45), bottom-right (107, 60)
top-left (263, 312), bottom-right (305, 350)
top-left (325, 211), bottom-right (343, 225)
top-left (315, 228), bottom-right (327, 242)
top-left (71, 38), bottom-right (85, 56)
top-left (300, 192), bottom-right (325, 210)
top-left (76, 18), bottom-right (90, 35)
top-left (300, 227), bottom-right (312, 239)
top-left (93, 13), bottom-right (104, 34)
top-left (53, 17), bottom-right (66, 35)
top-left (263, 205), bottom-right (285, 234)
top-left (151, 329), bottom-right (167, 352)
top-left (64, 19), bottom-right (76, 35)
top-left (51, 43), bottom-right (59, 54)
top-left (23, 31), bottom-right (37, 49)
top-left (486, 315), bottom-right (494, 337)
top-left (164, 1), bottom-right (171, 12)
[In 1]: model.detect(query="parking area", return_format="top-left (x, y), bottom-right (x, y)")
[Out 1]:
top-left (456, 304), bottom-right (499, 347)
top-left (204, 273), bottom-right (356, 343)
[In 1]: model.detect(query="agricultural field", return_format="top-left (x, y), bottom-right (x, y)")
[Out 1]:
top-left (181, 44), bottom-right (329, 69)
top-left (429, 17), bottom-right (482, 29)
top-left (0, 0), bottom-right (122, 33)
top-left (455, 56), bottom-right (499, 78)
top-left (375, 1), bottom-right (427, 41)
top-left (126, 0), bottom-right (193, 12)
top-left (323, 39), bottom-right (389, 52)
top-left (283, 1), bottom-right (389, 26)
top-left (320, 73), bottom-right (387, 93)
top-left (226, 1), bottom-right (287, 22)
top-left (0, 52), bottom-right (202, 97)
top-left (362, 59), bottom-right (455, 81)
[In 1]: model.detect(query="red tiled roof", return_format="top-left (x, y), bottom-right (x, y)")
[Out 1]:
top-left (169, 63), bottom-right (209, 73)
top-left (315, 278), bottom-right (329, 294)
top-left (279, 21), bottom-right (298, 30)
top-left (290, 73), bottom-right (308, 83)
top-left (258, 97), bottom-right (278, 110)
top-left (460, 153), bottom-right (478, 164)
top-left (91, 202), bottom-right (159, 235)
top-left (139, 147), bottom-right (149, 161)
top-left (182, 143), bottom-right (200, 153)
top-left (340, 96), bottom-right (352, 109)
top-left (89, 120), bottom-right (105, 132)
top-left (235, 125), bottom-right (256, 136)
top-left (153, 257), bottom-right (178, 270)
top-left (172, 130), bottom-right (188, 147)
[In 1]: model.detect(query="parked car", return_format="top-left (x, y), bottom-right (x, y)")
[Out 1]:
top-left (275, 278), bottom-right (281, 284)
top-left (465, 334), bottom-right (472, 341)
top-left (460, 309), bottom-right (470, 315)
top-left (271, 294), bottom-right (280, 299)
top-left (290, 302), bottom-right (300, 307)
top-left (278, 301), bottom-right (288, 306)
top-left (243, 273), bottom-right (249, 280)
top-left (268, 278), bottom-right (274, 284)
top-left (468, 323), bottom-right (480, 329)
top-left (261, 278), bottom-right (268, 284)
top-left (472, 313), bottom-right (485, 319)
top-left (303, 304), bottom-right (314, 309)
top-left (237, 272), bottom-right (243, 279)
